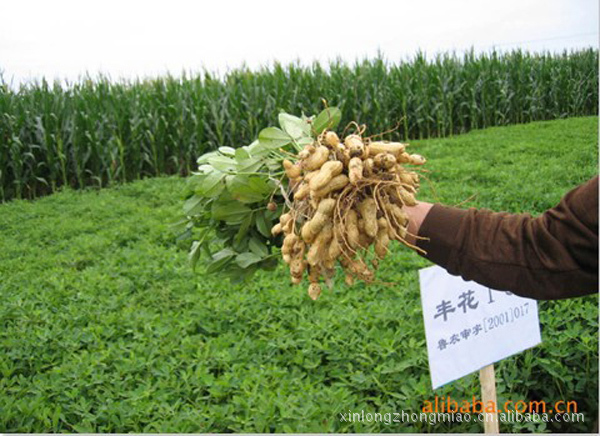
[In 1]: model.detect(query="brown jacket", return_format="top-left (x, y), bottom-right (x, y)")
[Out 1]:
top-left (416, 177), bottom-right (599, 300)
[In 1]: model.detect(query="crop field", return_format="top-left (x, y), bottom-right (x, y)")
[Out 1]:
top-left (0, 49), bottom-right (597, 201)
top-left (0, 116), bottom-right (597, 433)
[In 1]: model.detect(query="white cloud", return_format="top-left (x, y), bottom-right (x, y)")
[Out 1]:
top-left (1, 0), bottom-right (597, 85)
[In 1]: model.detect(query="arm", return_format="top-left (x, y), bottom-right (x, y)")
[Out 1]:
top-left (404, 177), bottom-right (599, 300)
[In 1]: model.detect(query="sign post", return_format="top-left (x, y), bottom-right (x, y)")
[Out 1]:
top-left (419, 265), bottom-right (542, 432)
top-left (479, 364), bottom-right (499, 433)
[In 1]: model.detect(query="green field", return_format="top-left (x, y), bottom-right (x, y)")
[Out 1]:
top-left (0, 117), bottom-right (597, 432)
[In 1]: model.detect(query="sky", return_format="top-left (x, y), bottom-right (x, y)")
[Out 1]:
top-left (1, 0), bottom-right (598, 86)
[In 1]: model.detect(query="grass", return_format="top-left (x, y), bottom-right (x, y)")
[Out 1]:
top-left (0, 117), bottom-right (597, 432)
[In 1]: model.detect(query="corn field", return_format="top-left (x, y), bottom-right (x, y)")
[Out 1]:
top-left (0, 49), bottom-right (597, 201)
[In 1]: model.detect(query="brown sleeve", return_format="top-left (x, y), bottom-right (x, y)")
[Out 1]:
top-left (416, 177), bottom-right (599, 300)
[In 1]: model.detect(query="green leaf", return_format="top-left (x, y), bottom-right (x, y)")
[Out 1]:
top-left (312, 107), bottom-right (342, 134)
top-left (196, 164), bottom-right (213, 173)
top-left (258, 127), bottom-right (291, 150)
top-left (189, 240), bottom-right (202, 270)
top-left (199, 171), bottom-right (225, 197)
top-left (261, 256), bottom-right (279, 271)
top-left (183, 195), bottom-right (204, 216)
top-left (235, 252), bottom-right (263, 269)
top-left (248, 176), bottom-right (273, 194)
top-left (248, 236), bottom-right (269, 257)
top-left (211, 201), bottom-right (251, 224)
top-left (196, 151), bottom-right (219, 165)
top-left (222, 264), bottom-right (259, 283)
top-left (236, 157), bottom-right (263, 173)
top-left (279, 113), bottom-right (310, 139)
top-left (246, 140), bottom-right (260, 154)
top-left (255, 211), bottom-right (272, 238)
top-left (245, 140), bottom-right (271, 158)
top-left (226, 175), bottom-right (270, 203)
top-left (266, 159), bottom-right (284, 173)
top-left (172, 217), bottom-right (193, 241)
top-left (206, 248), bottom-right (236, 274)
top-left (234, 213), bottom-right (253, 245)
top-left (218, 146), bottom-right (236, 156)
top-left (169, 218), bottom-right (189, 235)
top-left (234, 147), bottom-right (250, 161)
top-left (232, 235), bottom-right (249, 253)
top-left (184, 173), bottom-right (205, 195)
top-left (176, 227), bottom-right (192, 242)
top-left (207, 155), bottom-right (236, 173)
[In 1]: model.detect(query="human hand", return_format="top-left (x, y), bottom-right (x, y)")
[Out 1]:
top-left (403, 201), bottom-right (434, 246)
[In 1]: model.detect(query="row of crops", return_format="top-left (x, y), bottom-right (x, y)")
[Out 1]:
top-left (0, 49), bottom-right (597, 201)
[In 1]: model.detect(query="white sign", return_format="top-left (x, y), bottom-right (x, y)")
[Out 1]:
top-left (419, 265), bottom-right (542, 389)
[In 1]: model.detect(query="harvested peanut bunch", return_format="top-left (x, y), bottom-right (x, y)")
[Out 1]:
top-left (272, 128), bottom-right (426, 300)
